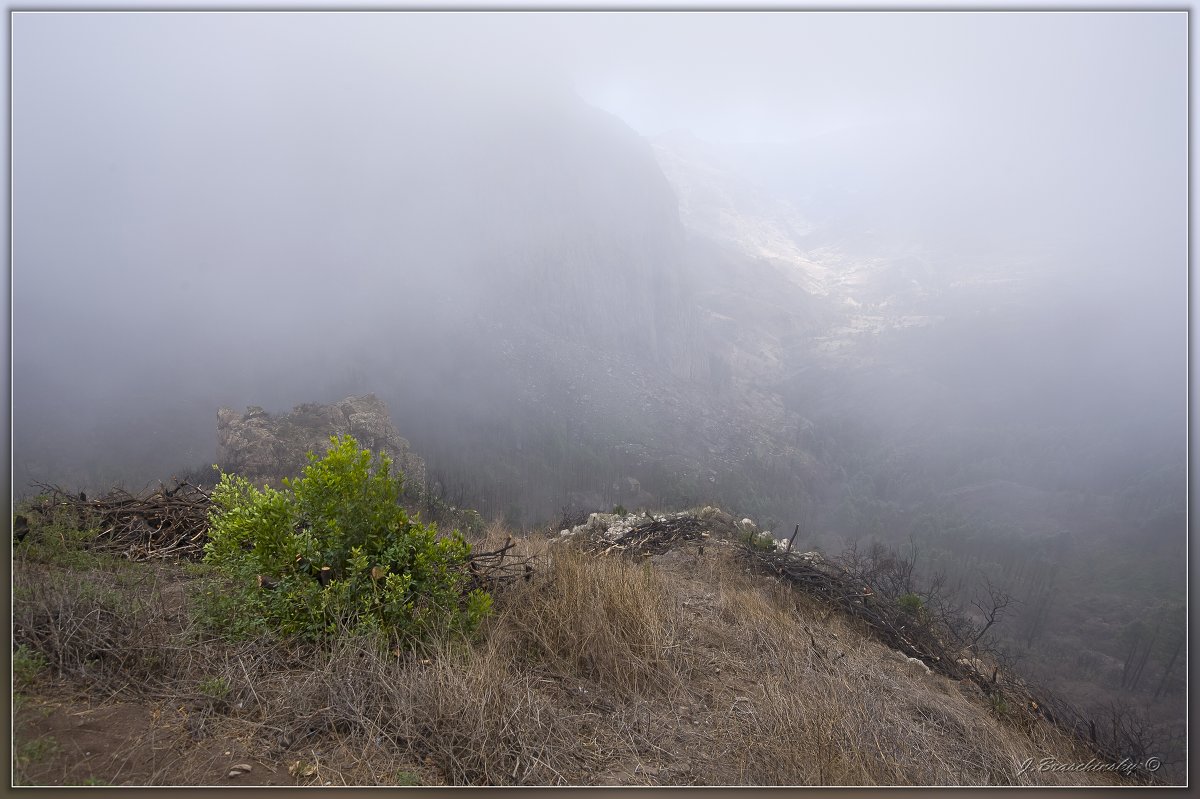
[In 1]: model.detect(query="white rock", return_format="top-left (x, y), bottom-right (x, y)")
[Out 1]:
top-left (905, 657), bottom-right (932, 675)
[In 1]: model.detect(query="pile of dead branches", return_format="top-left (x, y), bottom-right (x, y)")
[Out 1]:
top-left (740, 544), bottom-right (975, 683)
top-left (582, 515), bottom-right (712, 558)
top-left (32, 481), bottom-right (213, 561)
top-left (464, 536), bottom-right (535, 593)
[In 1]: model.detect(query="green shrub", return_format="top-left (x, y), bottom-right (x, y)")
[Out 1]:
top-left (13, 502), bottom-right (120, 572)
top-left (13, 644), bottom-right (48, 687)
top-left (202, 435), bottom-right (491, 644)
top-left (16, 736), bottom-right (60, 768)
top-left (452, 508), bottom-right (485, 538)
top-left (197, 675), bottom-right (231, 699)
top-left (898, 592), bottom-right (926, 617)
top-left (747, 531), bottom-right (778, 552)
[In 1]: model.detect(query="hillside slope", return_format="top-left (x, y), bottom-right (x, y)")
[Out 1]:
top-left (13, 509), bottom-right (1135, 787)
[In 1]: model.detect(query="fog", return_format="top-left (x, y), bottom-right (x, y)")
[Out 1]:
top-left (13, 10), bottom-right (1184, 510)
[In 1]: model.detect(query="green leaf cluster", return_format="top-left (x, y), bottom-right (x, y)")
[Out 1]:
top-left (898, 592), bottom-right (926, 618)
top-left (202, 435), bottom-right (491, 644)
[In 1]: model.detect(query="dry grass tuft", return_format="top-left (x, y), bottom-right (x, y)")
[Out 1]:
top-left (365, 637), bottom-right (592, 784)
top-left (496, 543), bottom-right (693, 699)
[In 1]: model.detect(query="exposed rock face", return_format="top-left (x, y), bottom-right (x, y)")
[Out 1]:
top-left (216, 394), bottom-right (425, 487)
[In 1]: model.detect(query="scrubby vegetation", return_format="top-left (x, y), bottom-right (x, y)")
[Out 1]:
top-left (10, 471), bottom-right (1164, 786)
top-left (199, 435), bottom-right (491, 644)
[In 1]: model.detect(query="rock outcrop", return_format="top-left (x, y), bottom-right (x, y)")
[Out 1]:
top-left (555, 505), bottom-right (751, 545)
top-left (216, 394), bottom-right (426, 488)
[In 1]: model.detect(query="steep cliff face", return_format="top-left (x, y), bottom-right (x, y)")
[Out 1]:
top-left (392, 94), bottom-right (695, 374)
top-left (259, 83), bottom-right (692, 371)
top-left (216, 394), bottom-right (425, 488)
top-left (482, 101), bottom-right (693, 371)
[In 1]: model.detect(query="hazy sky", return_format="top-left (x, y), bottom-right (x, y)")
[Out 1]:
top-left (569, 12), bottom-right (1183, 140)
top-left (13, 10), bottom-right (1184, 267)
top-left (570, 12), bottom-right (1186, 260)
top-left (25, 13), bottom-right (1182, 297)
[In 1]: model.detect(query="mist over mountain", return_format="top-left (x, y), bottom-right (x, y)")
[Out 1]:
top-left (13, 10), bottom-right (1184, 564)
top-left (11, 11), bottom-right (1187, 777)
top-left (13, 17), bottom-right (698, 492)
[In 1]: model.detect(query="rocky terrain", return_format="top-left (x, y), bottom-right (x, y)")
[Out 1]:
top-left (216, 394), bottom-right (425, 489)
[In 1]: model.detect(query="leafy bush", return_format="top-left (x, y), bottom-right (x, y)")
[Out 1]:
top-left (898, 592), bottom-right (926, 617)
top-left (13, 644), bottom-right (48, 687)
top-left (202, 435), bottom-right (491, 644)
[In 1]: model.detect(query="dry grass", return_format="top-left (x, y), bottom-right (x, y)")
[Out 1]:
top-left (497, 544), bottom-right (689, 698)
top-left (13, 560), bottom-right (186, 693)
top-left (12, 525), bottom-right (1133, 787)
